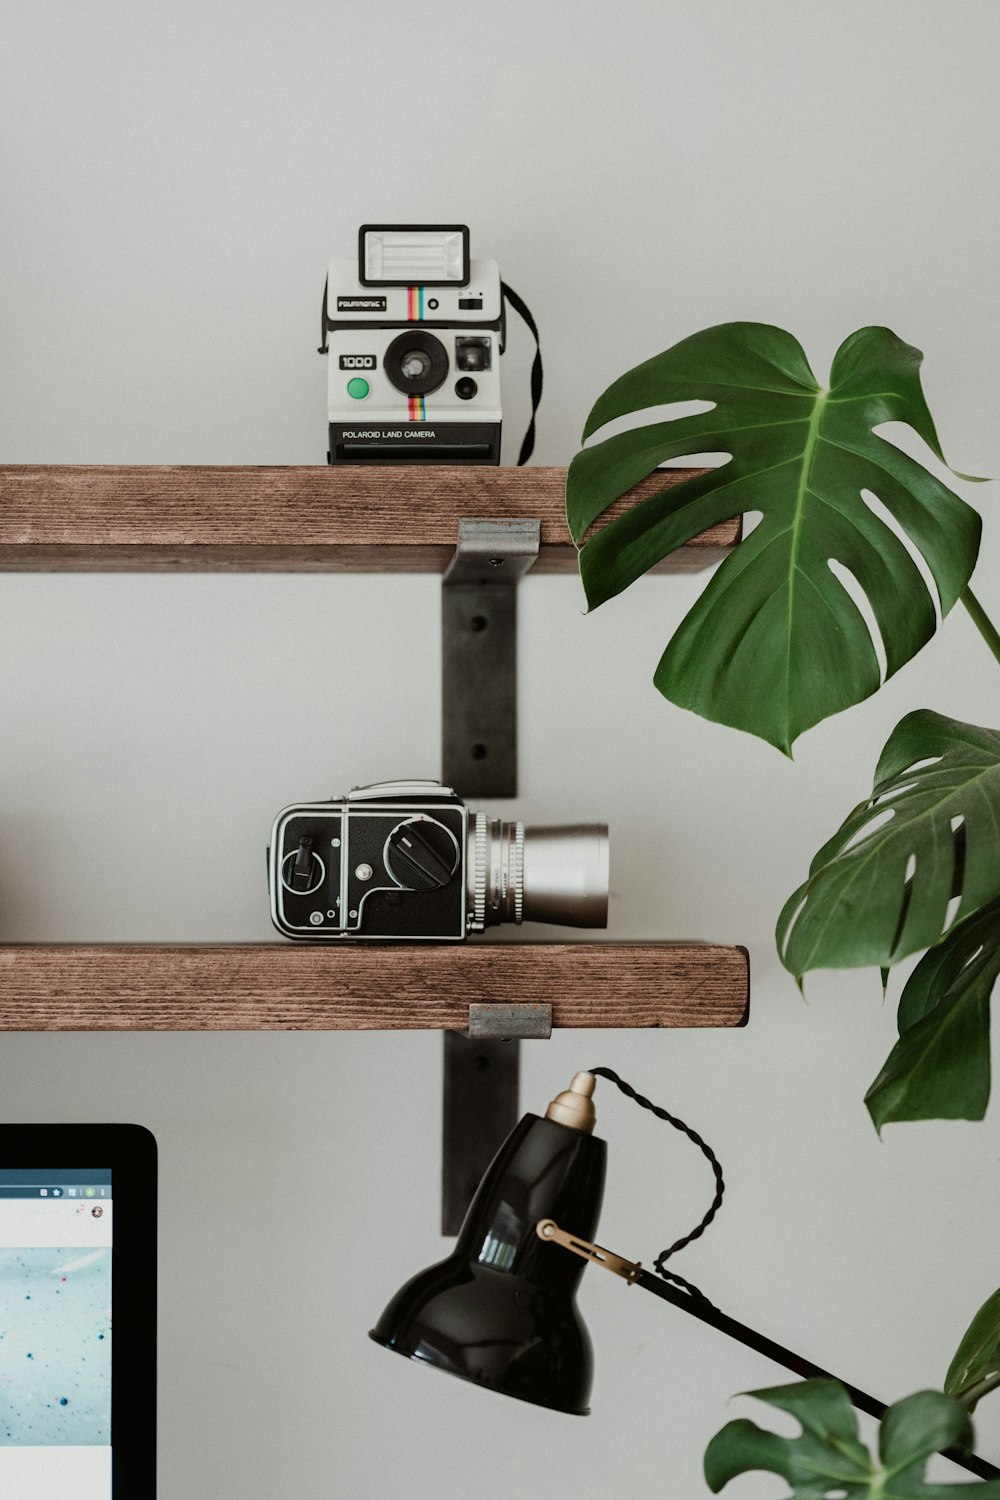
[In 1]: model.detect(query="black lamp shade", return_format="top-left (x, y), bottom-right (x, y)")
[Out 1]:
top-left (370, 1113), bottom-right (606, 1414)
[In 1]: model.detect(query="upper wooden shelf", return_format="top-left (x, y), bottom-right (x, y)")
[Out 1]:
top-left (0, 464), bottom-right (737, 573)
top-left (0, 942), bottom-right (749, 1032)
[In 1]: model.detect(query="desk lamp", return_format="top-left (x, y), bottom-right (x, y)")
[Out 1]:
top-left (370, 1069), bottom-right (999, 1482)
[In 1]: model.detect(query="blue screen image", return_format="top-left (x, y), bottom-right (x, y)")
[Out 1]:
top-left (0, 1247), bottom-right (111, 1446)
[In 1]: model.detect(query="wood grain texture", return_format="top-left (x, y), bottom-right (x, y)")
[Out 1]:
top-left (0, 465), bottom-right (739, 573)
top-left (0, 943), bottom-right (749, 1032)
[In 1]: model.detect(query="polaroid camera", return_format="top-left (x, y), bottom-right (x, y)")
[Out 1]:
top-left (319, 224), bottom-right (538, 466)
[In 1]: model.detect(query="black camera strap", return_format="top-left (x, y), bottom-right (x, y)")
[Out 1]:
top-left (501, 281), bottom-right (543, 466)
top-left (318, 275), bottom-right (330, 354)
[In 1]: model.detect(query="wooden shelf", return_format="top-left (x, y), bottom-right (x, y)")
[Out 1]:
top-left (0, 464), bottom-right (737, 573)
top-left (0, 943), bottom-right (749, 1032)
top-left (0, 465), bottom-right (748, 1036)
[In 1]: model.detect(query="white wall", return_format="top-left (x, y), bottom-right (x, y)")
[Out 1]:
top-left (2, 2), bottom-right (999, 1495)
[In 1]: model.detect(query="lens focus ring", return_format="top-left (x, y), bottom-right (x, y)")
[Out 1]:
top-left (471, 812), bottom-right (487, 931)
top-left (466, 816), bottom-right (525, 930)
top-left (512, 822), bottom-right (524, 924)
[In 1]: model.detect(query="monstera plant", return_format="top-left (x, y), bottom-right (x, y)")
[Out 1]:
top-left (566, 322), bottom-right (1000, 1130)
top-left (569, 320), bottom-right (1000, 1489)
top-left (696, 1274), bottom-right (1000, 1495)
top-left (706, 1382), bottom-right (1000, 1498)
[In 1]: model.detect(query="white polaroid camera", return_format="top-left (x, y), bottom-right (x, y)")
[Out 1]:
top-left (320, 224), bottom-right (504, 465)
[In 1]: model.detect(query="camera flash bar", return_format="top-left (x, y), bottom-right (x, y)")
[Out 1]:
top-left (359, 224), bottom-right (470, 287)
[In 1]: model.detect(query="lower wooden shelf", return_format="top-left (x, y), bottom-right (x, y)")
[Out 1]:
top-left (0, 942), bottom-right (749, 1032)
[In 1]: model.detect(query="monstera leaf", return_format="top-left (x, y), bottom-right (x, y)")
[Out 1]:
top-left (947, 1289), bottom-right (1000, 1412)
top-left (777, 712), bottom-right (1000, 1125)
top-left (566, 323), bottom-right (981, 754)
top-left (864, 899), bottom-right (1000, 1127)
top-left (778, 713), bottom-right (1000, 975)
top-left (704, 1381), bottom-right (1000, 1498)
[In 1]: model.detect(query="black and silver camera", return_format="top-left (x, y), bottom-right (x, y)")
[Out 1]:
top-left (320, 225), bottom-right (505, 466)
top-left (268, 781), bottom-right (608, 942)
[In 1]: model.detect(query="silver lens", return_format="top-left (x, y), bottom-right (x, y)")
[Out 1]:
top-left (467, 814), bottom-right (609, 931)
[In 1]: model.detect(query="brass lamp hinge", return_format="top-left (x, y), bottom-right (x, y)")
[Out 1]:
top-left (535, 1218), bottom-right (641, 1285)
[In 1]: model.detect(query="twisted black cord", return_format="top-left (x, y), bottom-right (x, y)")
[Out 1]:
top-left (590, 1066), bottom-right (725, 1308)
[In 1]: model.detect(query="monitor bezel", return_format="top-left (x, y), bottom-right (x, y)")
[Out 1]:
top-left (0, 1123), bottom-right (157, 1497)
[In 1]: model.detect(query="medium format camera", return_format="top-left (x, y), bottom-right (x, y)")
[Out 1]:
top-left (320, 225), bottom-right (504, 465)
top-left (268, 781), bottom-right (608, 942)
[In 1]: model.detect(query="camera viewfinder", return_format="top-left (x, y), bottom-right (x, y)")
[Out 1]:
top-left (456, 338), bottom-right (491, 372)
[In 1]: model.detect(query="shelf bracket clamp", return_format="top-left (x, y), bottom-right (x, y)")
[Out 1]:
top-left (466, 1001), bottom-right (552, 1040)
top-left (441, 517), bottom-right (540, 799)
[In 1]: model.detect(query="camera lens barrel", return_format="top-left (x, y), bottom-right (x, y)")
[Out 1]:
top-left (467, 814), bottom-right (609, 931)
top-left (383, 330), bottom-right (449, 396)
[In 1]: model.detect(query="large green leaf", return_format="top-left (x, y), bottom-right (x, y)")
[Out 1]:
top-left (704, 1381), bottom-right (1000, 1498)
top-left (778, 713), bottom-right (1000, 977)
top-left (947, 1289), bottom-right (1000, 1411)
top-left (705, 1381), bottom-right (870, 1495)
top-left (566, 323), bottom-right (981, 754)
top-left (864, 900), bottom-right (1000, 1128)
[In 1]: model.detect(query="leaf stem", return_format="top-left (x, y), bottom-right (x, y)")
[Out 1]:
top-left (962, 587), bottom-right (1000, 671)
top-left (957, 1370), bottom-right (1000, 1412)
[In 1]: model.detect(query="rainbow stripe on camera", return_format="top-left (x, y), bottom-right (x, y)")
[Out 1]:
top-left (406, 288), bottom-right (427, 418)
top-left (407, 286), bottom-right (425, 320)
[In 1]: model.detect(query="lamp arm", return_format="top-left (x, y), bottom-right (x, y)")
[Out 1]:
top-left (535, 1220), bottom-right (1000, 1484)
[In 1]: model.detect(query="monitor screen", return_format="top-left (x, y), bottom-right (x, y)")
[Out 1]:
top-left (0, 1128), bottom-right (155, 1499)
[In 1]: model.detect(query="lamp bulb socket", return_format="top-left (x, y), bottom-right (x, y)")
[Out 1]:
top-left (545, 1071), bottom-right (597, 1134)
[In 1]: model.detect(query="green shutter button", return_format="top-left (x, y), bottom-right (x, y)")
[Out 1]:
top-left (347, 377), bottom-right (370, 399)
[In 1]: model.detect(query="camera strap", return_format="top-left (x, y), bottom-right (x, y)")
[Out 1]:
top-left (318, 275), bottom-right (330, 354)
top-left (501, 282), bottom-right (543, 466)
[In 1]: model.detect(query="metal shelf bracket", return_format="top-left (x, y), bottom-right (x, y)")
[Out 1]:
top-left (441, 517), bottom-right (539, 798)
top-left (440, 517), bottom-right (542, 1235)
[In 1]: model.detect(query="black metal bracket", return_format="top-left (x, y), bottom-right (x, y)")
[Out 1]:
top-left (440, 1005), bottom-right (552, 1235)
top-left (440, 518), bottom-right (542, 1235)
top-left (441, 517), bottom-right (539, 798)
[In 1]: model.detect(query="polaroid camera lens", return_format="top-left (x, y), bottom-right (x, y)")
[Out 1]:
top-left (401, 349), bottom-right (432, 381)
top-left (384, 331), bottom-right (449, 396)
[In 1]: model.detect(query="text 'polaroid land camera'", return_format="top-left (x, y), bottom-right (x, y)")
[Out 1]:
top-left (269, 781), bottom-right (608, 942)
top-left (319, 225), bottom-right (539, 466)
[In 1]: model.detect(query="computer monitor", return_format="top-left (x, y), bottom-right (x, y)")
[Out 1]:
top-left (0, 1125), bottom-right (156, 1499)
